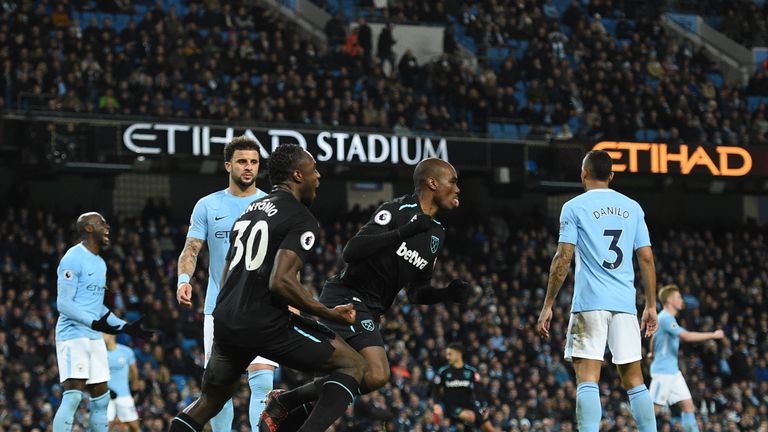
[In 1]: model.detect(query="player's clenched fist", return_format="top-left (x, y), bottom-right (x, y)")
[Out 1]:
top-left (329, 303), bottom-right (356, 325)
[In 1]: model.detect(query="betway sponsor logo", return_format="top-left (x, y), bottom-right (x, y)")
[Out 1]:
top-left (122, 124), bottom-right (448, 166)
top-left (445, 380), bottom-right (471, 388)
top-left (396, 242), bottom-right (429, 269)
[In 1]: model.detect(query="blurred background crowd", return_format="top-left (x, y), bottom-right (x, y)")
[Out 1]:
top-left (6, 0), bottom-right (768, 142)
top-left (1, 202), bottom-right (766, 431)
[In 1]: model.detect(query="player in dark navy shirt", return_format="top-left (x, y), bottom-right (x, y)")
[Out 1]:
top-left (168, 144), bottom-right (365, 432)
top-left (434, 343), bottom-right (497, 432)
top-left (264, 158), bottom-right (471, 431)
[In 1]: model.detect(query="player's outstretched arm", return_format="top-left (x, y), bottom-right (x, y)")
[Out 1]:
top-left (271, 249), bottom-right (356, 324)
top-left (177, 237), bottom-right (204, 307)
top-left (680, 329), bottom-right (725, 343)
top-left (343, 213), bottom-right (432, 263)
top-left (537, 242), bottom-right (574, 338)
top-left (636, 246), bottom-right (658, 337)
top-left (406, 279), bottom-right (470, 304)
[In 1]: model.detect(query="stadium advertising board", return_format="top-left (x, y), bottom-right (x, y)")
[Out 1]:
top-left (121, 122), bottom-right (499, 168)
top-left (592, 141), bottom-right (756, 177)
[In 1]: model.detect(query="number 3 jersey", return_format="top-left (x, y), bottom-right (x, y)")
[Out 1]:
top-left (330, 194), bottom-right (445, 317)
top-left (558, 188), bottom-right (651, 314)
top-left (213, 189), bottom-right (320, 340)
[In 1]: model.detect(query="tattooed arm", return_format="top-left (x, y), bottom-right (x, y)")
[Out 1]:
top-left (176, 237), bottom-right (204, 308)
top-left (537, 242), bottom-right (574, 338)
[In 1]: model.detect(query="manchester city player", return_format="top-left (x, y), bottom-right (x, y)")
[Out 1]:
top-left (650, 284), bottom-right (725, 432)
top-left (537, 150), bottom-right (659, 432)
top-left (105, 333), bottom-right (140, 432)
top-left (53, 212), bottom-right (153, 432)
top-left (176, 136), bottom-right (275, 432)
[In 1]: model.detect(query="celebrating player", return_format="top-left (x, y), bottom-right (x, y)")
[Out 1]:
top-left (169, 144), bottom-right (365, 432)
top-left (53, 212), bottom-right (153, 432)
top-left (104, 333), bottom-right (140, 432)
top-left (433, 343), bottom-right (498, 432)
top-left (650, 284), bottom-right (726, 432)
top-left (176, 136), bottom-right (277, 431)
top-left (537, 150), bottom-right (658, 432)
top-left (261, 157), bottom-right (469, 431)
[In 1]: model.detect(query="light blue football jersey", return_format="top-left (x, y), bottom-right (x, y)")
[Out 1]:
top-left (187, 188), bottom-right (267, 315)
top-left (56, 243), bottom-right (123, 341)
top-left (558, 188), bottom-right (651, 314)
top-left (651, 311), bottom-right (685, 375)
top-left (107, 344), bottom-right (136, 397)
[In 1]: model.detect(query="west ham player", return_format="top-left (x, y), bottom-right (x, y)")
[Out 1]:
top-left (261, 158), bottom-right (469, 431)
top-left (537, 150), bottom-right (658, 432)
top-left (650, 285), bottom-right (725, 432)
top-left (176, 136), bottom-right (276, 431)
top-left (434, 343), bottom-right (498, 432)
top-left (169, 144), bottom-right (366, 432)
top-left (104, 333), bottom-right (140, 432)
top-left (53, 212), bottom-right (153, 432)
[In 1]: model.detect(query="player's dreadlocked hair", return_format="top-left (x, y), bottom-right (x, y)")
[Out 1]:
top-left (223, 135), bottom-right (261, 162)
top-left (268, 144), bottom-right (306, 185)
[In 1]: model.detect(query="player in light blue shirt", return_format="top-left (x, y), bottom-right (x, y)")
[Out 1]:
top-left (537, 150), bottom-right (658, 432)
top-left (53, 212), bottom-right (153, 432)
top-left (650, 285), bottom-right (725, 432)
top-left (105, 333), bottom-right (140, 432)
top-left (175, 136), bottom-right (274, 432)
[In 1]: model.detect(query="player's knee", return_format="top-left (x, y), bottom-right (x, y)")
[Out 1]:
top-left (364, 366), bottom-right (390, 390)
top-left (196, 394), bottom-right (229, 418)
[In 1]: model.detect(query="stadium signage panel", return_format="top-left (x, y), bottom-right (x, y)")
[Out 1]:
top-left (593, 141), bottom-right (753, 177)
top-left (122, 123), bottom-right (448, 165)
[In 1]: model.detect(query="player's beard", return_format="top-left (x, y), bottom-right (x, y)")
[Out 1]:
top-left (232, 173), bottom-right (255, 190)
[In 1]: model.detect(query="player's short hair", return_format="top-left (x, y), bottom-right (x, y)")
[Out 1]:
top-left (268, 144), bottom-right (307, 185)
top-left (223, 135), bottom-right (261, 162)
top-left (583, 150), bottom-right (613, 181)
top-left (76, 212), bottom-right (101, 236)
top-left (659, 284), bottom-right (680, 304)
top-left (447, 342), bottom-right (464, 354)
top-left (413, 158), bottom-right (451, 190)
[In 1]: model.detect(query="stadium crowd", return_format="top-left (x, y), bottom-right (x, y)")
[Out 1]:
top-left (4, 0), bottom-right (768, 144)
top-left (1, 201), bottom-right (767, 431)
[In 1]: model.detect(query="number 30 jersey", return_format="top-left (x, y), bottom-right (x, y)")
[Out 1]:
top-left (558, 188), bottom-right (651, 314)
top-left (214, 189), bottom-right (320, 339)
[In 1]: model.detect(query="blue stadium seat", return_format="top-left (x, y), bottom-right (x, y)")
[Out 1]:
top-left (514, 91), bottom-right (527, 107)
top-left (180, 338), bottom-right (198, 353)
top-left (488, 123), bottom-right (502, 133)
top-left (172, 374), bottom-right (187, 390)
top-left (125, 310), bottom-right (141, 322)
top-left (568, 116), bottom-right (582, 133)
top-left (602, 18), bottom-right (617, 36)
top-left (747, 96), bottom-right (764, 112)
top-left (518, 124), bottom-right (531, 137)
top-left (503, 123), bottom-right (519, 139)
top-left (707, 73), bottom-right (723, 89)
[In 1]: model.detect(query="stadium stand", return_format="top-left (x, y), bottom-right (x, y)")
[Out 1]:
top-left (3, 0), bottom-right (768, 143)
top-left (1, 203), bottom-right (766, 431)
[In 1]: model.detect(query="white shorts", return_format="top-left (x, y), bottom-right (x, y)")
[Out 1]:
top-left (56, 338), bottom-right (110, 384)
top-left (564, 310), bottom-right (642, 365)
top-left (203, 314), bottom-right (278, 368)
top-left (107, 395), bottom-right (139, 422)
top-left (650, 371), bottom-right (693, 406)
